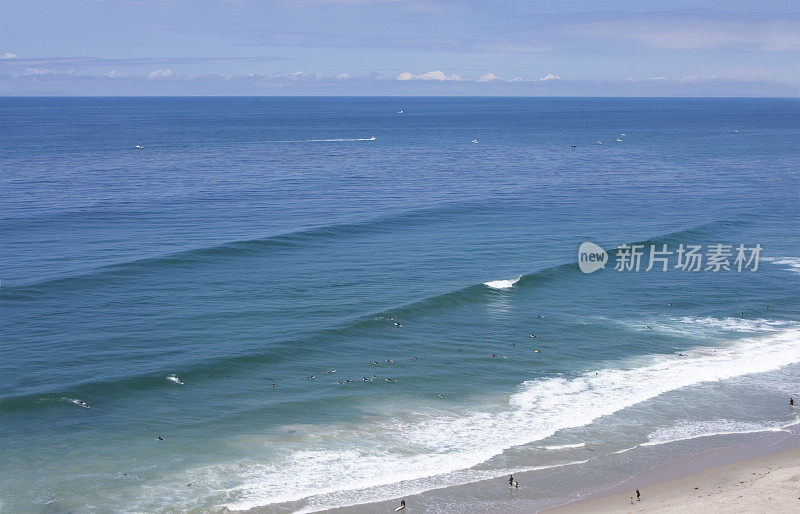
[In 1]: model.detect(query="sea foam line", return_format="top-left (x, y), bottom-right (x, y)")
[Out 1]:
top-left (642, 419), bottom-right (790, 447)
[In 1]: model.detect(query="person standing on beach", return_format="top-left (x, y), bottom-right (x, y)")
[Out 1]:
top-left (509, 474), bottom-right (514, 486)
top-left (636, 489), bottom-right (641, 501)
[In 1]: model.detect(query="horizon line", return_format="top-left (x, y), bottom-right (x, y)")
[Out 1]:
top-left (1, 95), bottom-right (798, 99)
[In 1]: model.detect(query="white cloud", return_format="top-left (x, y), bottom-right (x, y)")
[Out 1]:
top-left (396, 70), bottom-right (461, 81)
top-left (477, 72), bottom-right (560, 82)
top-left (647, 76), bottom-right (665, 80)
top-left (105, 70), bottom-right (128, 78)
top-left (537, 73), bottom-right (560, 81)
top-left (147, 68), bottom-right (174, 79)
top-left (0, 52), bottom-right (18, 59)
top-left (24, 67), bottom-right (54, 76)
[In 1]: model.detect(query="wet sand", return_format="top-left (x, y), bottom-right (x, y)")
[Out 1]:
top-left (311, 431), bottom-right (800, 513)
top-left (546, 443), bottom-right (800, 513)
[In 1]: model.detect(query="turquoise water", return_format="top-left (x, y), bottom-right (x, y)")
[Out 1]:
top-left (1, 97), bottom-right (799, 512)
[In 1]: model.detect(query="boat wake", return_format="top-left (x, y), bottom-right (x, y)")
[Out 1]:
top-left (270, 137), bottom-right (377, 143)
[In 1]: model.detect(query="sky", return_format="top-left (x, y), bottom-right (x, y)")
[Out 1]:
top-left (1, 0), bottom-right (798, 96)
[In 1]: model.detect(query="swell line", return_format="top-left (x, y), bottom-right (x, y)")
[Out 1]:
top-left (0, 218), bottom-right (759, 409)
top-left (0, 202), bottom-right (479, 294)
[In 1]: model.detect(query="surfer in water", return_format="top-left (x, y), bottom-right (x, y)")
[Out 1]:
top-left (791, 397), bottom-right (795, 406)
top-left (509, 475), bottom-right (514, 486)
top-left (395, 499), bottom-right (406, 511)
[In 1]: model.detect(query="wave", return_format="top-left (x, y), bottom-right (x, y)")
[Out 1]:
top-left (0, 202), bottom-right (482, 293)
top-left (642, 419), bottom-right (790, 447)
top-left (483, 276), bottom-right (521, 289)
top-left (196, 327), bottom-right (800, 511)
top-left (2, 218), bottom-right (775, 404)
top-left (3, 212), bottom-right (738, 296)
top-left (0, 349), bottom-right (290, 412)
top-left (673, 316), bottom-right (798, 332)
top-left (605, 316), bottom-right (799, 338)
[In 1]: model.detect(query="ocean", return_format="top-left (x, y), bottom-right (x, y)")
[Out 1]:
top-left (1, 97), bottom-right (798, 512)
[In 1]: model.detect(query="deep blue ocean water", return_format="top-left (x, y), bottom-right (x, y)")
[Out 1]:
top-left (1, 97), bottom-right (798, 512)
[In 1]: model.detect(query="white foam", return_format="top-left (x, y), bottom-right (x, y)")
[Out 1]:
top-left (605, 315), bottom-right (798, 338)
top-left (272, 137), bottom-right (377, 143)
top-left (762, 256), bottom-right (800, 274)
top-left (483, 276), bottom-right (521, 289)
top-left (674, 316), bottom-right (797, 332)
top-left (166, 375), bottom-right (184, 386)
top-left (537, 442), bottom-right (586, 450)
top-left (202, 328), bottom-right (800, 511)
top-left (644, 419), bottom-right (787, 446)
top-left (63, 397), bottom-right (90, 409)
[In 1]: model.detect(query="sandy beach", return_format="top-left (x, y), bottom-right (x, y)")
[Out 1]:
top-left (548, 442), bottom-right (800, 513)
top-left (303, 430), bottom-right (800, 514)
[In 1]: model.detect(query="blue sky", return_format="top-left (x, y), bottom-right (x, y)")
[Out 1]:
top-left (1, 0), bottom-right (798, 95)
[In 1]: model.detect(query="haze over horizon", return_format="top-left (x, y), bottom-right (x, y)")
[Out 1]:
top-left (1, 0), bottom-right (798, 96)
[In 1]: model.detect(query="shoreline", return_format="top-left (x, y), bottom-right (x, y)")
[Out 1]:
top-left (259, 425), bottom-right (800, 513)
top-left (545, 436), bottom-right (800, 513)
